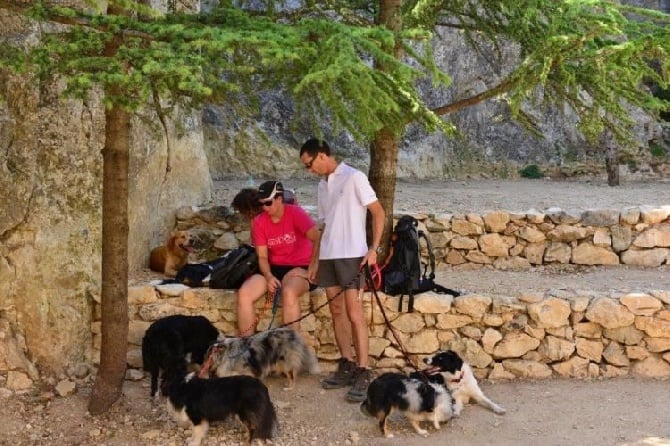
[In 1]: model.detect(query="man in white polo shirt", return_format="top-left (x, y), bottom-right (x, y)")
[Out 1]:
top-left (300, 138), bottom-right (385, 402)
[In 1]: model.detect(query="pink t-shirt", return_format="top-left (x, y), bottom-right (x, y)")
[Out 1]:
top-left (251, 204), bottom-right (315, 266)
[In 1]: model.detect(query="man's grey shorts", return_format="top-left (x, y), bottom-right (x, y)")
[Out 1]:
top-left (318, 257), bottom-right (364, 290)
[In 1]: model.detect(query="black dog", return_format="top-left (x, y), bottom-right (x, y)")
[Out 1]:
top-left (161, 362), bottom-right (278, 446)
top-left (142, 314), bottom-right (220, 398)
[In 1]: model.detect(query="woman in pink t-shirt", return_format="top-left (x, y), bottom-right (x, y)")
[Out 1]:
top-left (237, 181), bottom-right (320, 336)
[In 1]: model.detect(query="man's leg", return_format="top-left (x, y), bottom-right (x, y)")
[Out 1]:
top-left (321, 285), bottom-right (357, 389)
top-left (344, 287), bottom-right (369, 368)
top-left (344, 286), bottom-right (374, 402)
top-left (327, 285), bottom-right (354, 359)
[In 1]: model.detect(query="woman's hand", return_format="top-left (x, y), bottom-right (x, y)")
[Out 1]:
top-left (264, 272), bottom-right (280, 294)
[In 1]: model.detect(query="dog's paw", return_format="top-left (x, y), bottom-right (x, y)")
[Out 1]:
top-left (416, 428), bottom-right (429, 437)
top-left (385, 433), bottom-right (395, 439)
top-left (493, 406), bottom-right (506, 415)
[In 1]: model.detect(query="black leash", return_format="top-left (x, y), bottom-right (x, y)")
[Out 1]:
top-left (201, 271), bottom-right (361, 376)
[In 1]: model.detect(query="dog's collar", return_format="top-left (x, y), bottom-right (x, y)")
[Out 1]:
top-left (450, 370), bottom-right (465, 383)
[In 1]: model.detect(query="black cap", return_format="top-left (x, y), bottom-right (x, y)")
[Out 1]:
top-left (258, 181), bottom-right (284, 200)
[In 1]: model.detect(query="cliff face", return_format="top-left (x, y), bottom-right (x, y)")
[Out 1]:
top-left (0, 8), bottom-right (210, 373)
top-left (202, 0), bottom-right (669, 180)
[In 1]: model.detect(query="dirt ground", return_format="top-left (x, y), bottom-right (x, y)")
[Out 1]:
top-left (3, 374), bottom-right (670, 446)
top-left (2, 178), bottom-right (669, 446)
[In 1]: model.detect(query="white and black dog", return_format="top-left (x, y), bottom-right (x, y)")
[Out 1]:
top-left (360, 372), bottom-right (455, 438)
top-left (409, 350), bottom-right (506, 416)
top-left (142, 314), bottom-right (220, 398)
top-left (207, 328), bottom-right (319, 389)
top-left (160, 361), bottom-right (278, 446)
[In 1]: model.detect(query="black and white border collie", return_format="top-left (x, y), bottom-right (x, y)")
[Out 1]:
top-left (360, 372), bottom-right (455, 438)
top-left (141, 314), bottom-right (220, 398)
top-left (410, 350), bottom-right (506, 416)
top-left (160, 362), bottom-right (278, 446)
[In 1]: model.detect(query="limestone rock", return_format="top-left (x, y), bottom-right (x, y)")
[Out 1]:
top-left (585, 298), bottom-right (635, 329)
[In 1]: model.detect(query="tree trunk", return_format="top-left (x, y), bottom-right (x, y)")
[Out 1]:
top-left (368, 129), bottom-right (398, 251)
top-left (88, 102), bottom-right (130, 415)
top-left (602, 128), bottom-right (620, 187)
top-left (368, 0), bottom-right (404, 253)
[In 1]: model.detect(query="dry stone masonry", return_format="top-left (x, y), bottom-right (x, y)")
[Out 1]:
top-left (98, 204), bottom-right (670, 380)
top-left (111, 282), bottom-right (670, 380)
top-left (174, 204), bottom-right (670, 269)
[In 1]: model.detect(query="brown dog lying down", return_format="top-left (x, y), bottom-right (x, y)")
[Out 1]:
top-left (149, 230), bottom-right (194, 277)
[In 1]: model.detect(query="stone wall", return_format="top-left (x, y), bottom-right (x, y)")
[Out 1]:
top-left (175, 205), bottom-right (670, 269)
top-left (113, 282), bottom-right (670, 380)
top-left (102, 205), bottom-right (670, 381)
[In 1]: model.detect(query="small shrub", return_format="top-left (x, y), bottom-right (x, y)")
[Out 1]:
top-left (650, 144), bottom-right (666, 157)
top-left (519, 164), bottom-right (544, 179)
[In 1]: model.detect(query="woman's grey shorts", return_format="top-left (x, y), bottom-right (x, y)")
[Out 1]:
top-left (317, 257), bottom-right (364, 290)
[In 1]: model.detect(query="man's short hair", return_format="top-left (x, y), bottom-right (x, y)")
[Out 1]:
top-left (300, 138), bottom-right (331, 157)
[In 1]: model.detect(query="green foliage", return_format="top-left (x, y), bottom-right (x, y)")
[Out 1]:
top-left (519, 164), bottom-right (544, 179)
top-left (0, 0), bottom-right (668, 147)
top-left (650, 143), bottom-right (666, 157)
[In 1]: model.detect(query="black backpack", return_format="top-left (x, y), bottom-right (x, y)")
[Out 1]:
top-left (209, 244), bottom-right (259, 289)
top-left (383, 215), bottom-right (460, 312)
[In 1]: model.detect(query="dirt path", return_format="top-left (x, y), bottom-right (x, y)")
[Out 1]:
top-left (3, 374), bottom-right (669, 445)
top-left (212, 177), bottom-right (670, 214)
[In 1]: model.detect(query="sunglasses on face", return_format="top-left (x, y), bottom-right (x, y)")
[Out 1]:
top-left (260, 196), bottom-right (277, 206)
top-left (303, 154), bottom-right (317, 169)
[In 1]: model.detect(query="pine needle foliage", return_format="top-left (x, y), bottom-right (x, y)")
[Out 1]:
top-left (401, 0), bottom-right (670, 145)
top-left (0, 0), bottom-right (450, 139)
top-left (1, 0), bottom-right (668, 145)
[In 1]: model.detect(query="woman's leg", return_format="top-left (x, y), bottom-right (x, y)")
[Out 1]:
top-left (280, 268), bottom-right (310, 330)
top-left (236, 274), bottom-right (267, 336)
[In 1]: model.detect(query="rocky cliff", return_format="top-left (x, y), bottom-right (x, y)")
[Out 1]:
top-left (0, 6), bottom-right (210, 375)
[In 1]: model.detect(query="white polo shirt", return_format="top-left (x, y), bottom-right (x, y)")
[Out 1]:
top-left (317, 162), bottom-right (378, 259)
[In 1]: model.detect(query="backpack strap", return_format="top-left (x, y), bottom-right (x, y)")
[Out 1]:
top-left (397, 293), bottom-right (404, 312)
top-left (408, 288), bottom-right (415, 312)
top-left (430, 282), bottom-right (461, 296)
top-left (417, 229), bottom-right (436, 281)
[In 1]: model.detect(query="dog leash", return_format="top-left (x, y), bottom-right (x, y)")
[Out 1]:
top-left (199, 272), bottom-right (361, 377)
top-left (267, 287), bottom-right (281, 330)
top-left (363, 264), bottom-right (422, 375)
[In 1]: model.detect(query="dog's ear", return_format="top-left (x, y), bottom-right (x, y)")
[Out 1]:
top-left (446, 350), bottom-right (464, 369)
top-left (167, 231), bottom-right (177, 249)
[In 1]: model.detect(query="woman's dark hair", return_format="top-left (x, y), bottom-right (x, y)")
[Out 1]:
top-left (231, 188), bottom-right (262, 219)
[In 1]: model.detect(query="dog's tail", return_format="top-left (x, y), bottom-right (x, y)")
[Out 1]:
top-left (253, 389), bottom-right (279, 440)
top-left (302, 344), bottom-right (320, 375)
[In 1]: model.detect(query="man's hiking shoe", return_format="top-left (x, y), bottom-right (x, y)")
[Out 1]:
top-left (346, 367), bottom-right (375, 402)
top-left (321, 358), bottom-right (357, 389)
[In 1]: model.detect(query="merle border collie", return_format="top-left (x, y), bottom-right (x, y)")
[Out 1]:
top-left (208, 328), bottom-right (319, 389)
top-left (141, 314), bottom-right (219, 398)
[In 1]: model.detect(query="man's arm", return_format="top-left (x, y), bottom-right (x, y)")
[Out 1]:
top-left (363, 200), bottom-right (385, 266)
